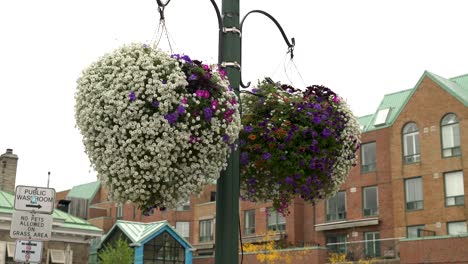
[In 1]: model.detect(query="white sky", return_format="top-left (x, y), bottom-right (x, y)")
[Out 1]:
top-left (1, 0), bottom-right (467, 192)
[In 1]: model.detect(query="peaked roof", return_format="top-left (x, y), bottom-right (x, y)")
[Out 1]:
top-left (66, 181), bottom-right (100, 201)
top-left (0, 190), bottom-right (102, 232)
top-left (105, 220), bottom-right (192, 248)
top-left (359, 71), bottom-right (468, 132)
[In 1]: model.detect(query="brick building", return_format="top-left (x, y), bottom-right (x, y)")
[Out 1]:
top-left (61, 70), bottom-right (468, 263)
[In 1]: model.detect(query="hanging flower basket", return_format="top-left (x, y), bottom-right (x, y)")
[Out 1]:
top-left (240, 80), bottom-right (360, 214)
top-left (75, 43), bottom-right (241, 210)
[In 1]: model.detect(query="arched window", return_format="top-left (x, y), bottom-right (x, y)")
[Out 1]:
top-left (402, 122), bottom-right (420, 163)
top-left (441, 113), bottom-right (461, 157)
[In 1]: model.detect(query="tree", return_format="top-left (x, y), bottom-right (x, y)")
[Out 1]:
top-left (99, 236), bottom-right (134, 264)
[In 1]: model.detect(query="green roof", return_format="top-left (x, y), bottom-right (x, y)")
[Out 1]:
top-left (0, 190), bottom-right (101, 232)
top-left (360, 71), bottom-right (468, 132)
top-left (66, 181), bottom-right (100, 201)
top-left (106, 220), bottom-right (192, 247)
top-left (111, 220), bottom-right (169, 244)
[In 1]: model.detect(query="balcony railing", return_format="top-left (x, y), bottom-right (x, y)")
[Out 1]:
top-left (363, 208), bottom-right (379, 217)
top-left (326, 212), bottom-right (346, 222)
top-left (404, 154), bottom-right (420, 164)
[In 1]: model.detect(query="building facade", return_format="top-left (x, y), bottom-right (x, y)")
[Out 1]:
top-left (61, 71), bottom-right (468, 262)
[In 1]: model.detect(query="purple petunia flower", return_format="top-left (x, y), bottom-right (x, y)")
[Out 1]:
top-left (262, 152), bottom-right (271, 160)
top-left (251, 88), bottom-right (259, 94)
top-left (152, 100), bottom-right (159, 107)
top-left (181, 98), bottom-right (188, 104)
top-left (188, 74), bottom-right (198, 81)
top-left (244, 125), bottom-right (254, 133)
top-left (181, 55), bottom-right (192, 64)
top-left (129, 91), bottom-right (136, 102)
top-left (170, 54), bottom-right (180, 59)
top-left (223, 134), bottom-right (230, 143)
top-left (281, 154), bottom-right (287, 160)
top-left (322, 128), bottom-right (332, 138)
top-left (203, 107), bottom-right (213, 121)
top-left (313, 116), bottom-right (321, 124)
top-left (165, 112), bottom-right (179, 125)
top-left (176, 105), bottom-right (185, 114)
top-left (162, 80), bottom-right (167, 84)
top-left (285, 176), bottom-right (295, 185)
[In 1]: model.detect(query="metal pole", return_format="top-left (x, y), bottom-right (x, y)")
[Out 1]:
top-left (215, 0), bottom-right (240, 263)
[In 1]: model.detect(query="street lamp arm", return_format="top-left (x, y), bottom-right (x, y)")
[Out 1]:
top-left (239, 9), bottom-right (295, 88)
top-left (241, 10), bottom-right (295, 51)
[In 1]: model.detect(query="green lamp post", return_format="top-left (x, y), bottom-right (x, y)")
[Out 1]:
top-left (156, 1), bottom-right (294, 263)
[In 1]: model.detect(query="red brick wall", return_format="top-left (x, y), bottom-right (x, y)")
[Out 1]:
top-left (400, 236), bottom-right (468, 263)
top-left (390, 76), bottom-right (468, 238)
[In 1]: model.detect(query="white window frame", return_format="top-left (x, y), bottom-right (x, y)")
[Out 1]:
top-left (244, 210), bottom-right (256, 235)
top-left (402, 123), bottom-right (420, 163)
top-left (175, 221), bottom-right (190, 241)
top-left (448, 221), bottom-right (467, 235)
top-left (444, 171), bottom-right (465, 206)
top-left (441, 113), bottom-right (461, 157)
top-left (199, 219), bottom-right (213, 243)
top-left (326, 191), bottom-right (347, 222)
top-left (364, 231), bottom-right (380, 257)
top-left (361, 142), bottom-right (377, 173)
top-left (407, 225), bottom-right (425, 238)
top-left (405, 177), bottom-right (423, 211)
top-left (267, 208), bottom-right (286, 232)
top-left (363, 186), bottom-right (379, 216)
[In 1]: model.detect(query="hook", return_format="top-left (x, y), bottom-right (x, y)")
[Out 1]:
top-left (239, 10), bottom-right (296, 89)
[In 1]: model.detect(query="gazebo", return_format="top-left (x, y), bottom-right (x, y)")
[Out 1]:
top-left (99, 220), bottom-right (193, 263)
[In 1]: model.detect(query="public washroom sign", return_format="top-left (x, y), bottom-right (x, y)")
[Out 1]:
top-left (14, 185), bottom-right (56, 214)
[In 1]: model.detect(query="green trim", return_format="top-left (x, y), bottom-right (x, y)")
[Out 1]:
top-left (359, 71), bottom-right (468, 133)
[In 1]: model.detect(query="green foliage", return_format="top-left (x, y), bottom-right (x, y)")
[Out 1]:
top-left (99, 236), bottom-right (134, 264)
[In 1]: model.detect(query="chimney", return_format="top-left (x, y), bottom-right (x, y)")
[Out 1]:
top-left (0, 149), bottom-right (19, 193)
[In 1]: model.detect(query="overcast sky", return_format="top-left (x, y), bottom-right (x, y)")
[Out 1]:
top-left (1, 0), bottom-right (467, 192)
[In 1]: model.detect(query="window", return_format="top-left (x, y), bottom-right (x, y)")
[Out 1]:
top-left (448, 221), bottom-right (467, 235)
top-left (199, 219), bottom-right (213, 242)
top-left (407, 225), bottom-right (425, 238)
top-left (267, 208), bottom-right (286, 231)
top-left (326, 234), bottom-right (347, 253)
top-left (175, 221), bottom-right (190, 241)
top-left (210, 192), bottom-right (216, 202)
top-left (441, 113), bottom-right (461, 158)
top-left (365, 232), bottom-right (380, 257)
top-left (374, 108), bottom-right (390, 126)
top-left (405, 177), bottom-right (423, 211)
top-left (244, 210), bottom-right (255, 235)
top-left (445, 171), bottom-right (465, 206)
top-left (49, 249), bottom-right (66, 264)
top-left (326, 191), bottom-right (346, 221)
top-left (176, 198), bottom-right (190, 211)
top-left (363, 186), bottom-right (378, 216)
top-left (144, 231), bottom-right (185, 263)
top-left (361, 142), bottom-right (376, 173)
top-left (116, 205), bottom-right (123, 219)
top-left (402, 122), bottom-right (420, 163)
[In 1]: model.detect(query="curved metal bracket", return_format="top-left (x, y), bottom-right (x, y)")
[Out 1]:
top-left (239, 10), bottom-right (295, 88)
top-left (156, 0), bottom-right (171, 20)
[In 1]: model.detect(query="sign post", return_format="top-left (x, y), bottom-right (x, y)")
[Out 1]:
top-left (10, 185), bottom-right (55, 263)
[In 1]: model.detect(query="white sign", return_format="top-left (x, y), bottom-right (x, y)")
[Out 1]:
top-left (10, 211), bottom-right (53, 241)
top-left (14, 240), bottom-right (43, 263)
top-left (14, 185), bottom-right (56, 214)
